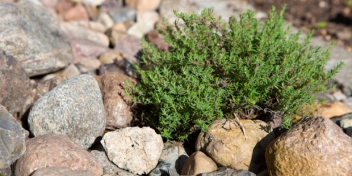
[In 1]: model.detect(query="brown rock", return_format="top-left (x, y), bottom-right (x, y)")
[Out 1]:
top-left (15, 134), bottom-right (103, 176)
top-left (196, 119), bottom-right (275, 173)
top-left (125, 0), bottom-right (161, 11)
top-left (77, 57), bottom-right (101, 70)
top-left (63, 4), bottom-right (89, 21)
top-left (181, 151), bottom-right (217, 175)
top-left (0, 51), bottom-right (32, 117)
top-left (146, 30), bottom-right (169, 51)
top-left (99, 50), bottom-right (124, 65)
top-left (95, 72), bottom-right (136, 129)
top-left (315, 101), bottom-right (352, 118)
top-left (56, 0), bottom-right (75, 14)
top-left (266, 116), bottom-right (352, 176)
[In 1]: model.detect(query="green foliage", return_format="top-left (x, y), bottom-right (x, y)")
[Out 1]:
top-left (127, 6), bottom-right (343, 141)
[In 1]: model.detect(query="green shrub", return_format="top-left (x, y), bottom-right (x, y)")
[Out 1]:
top-left (127, 6), bottom-right (342, 141)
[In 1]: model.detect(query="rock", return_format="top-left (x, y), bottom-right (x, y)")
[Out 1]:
top-left (106, 28), bottom-right (128, 47)
top-left (146, 30), bottom-right (169, 51)
top-left (77, 57), bottom-right (101, 70)
top-left (149, 161), bottom-right (179, 176)
top-left (31, 166), bottom-right (94, 176)
top-left (315, 101), bottom-right (352, 118)
top-left (95, 72), bottom-right (135, 129)
top-left (137, 10), bottom-right (159, 25)
top-left (28, 74), bottom-right (106, 149)
top-left (342, 97), bottom-right (352, 108)
top-left (340, 113), bottom-right (352, 136)
top-left (0, 167), bottom-right (11, 176)
top-left (41, 64), bottom-right (80, 81)
top-left (125, 0), bottom-right (161, 11)
top-left (111, 22), bottom-right (128, 32)
top-left (181, 151), bottom-right (217, 175)
top-left (331, 90), bottom-right (347, 101)
top-left (114, 35), bottom-right (141, 58)
top-left (127, 20), bottom-right (155, 38)
top-left (97, 12), bottom-right (114, 28)
top-left (70, 37), bottom-right (108, 64)
top-left (63, 4), bottom-right (89, 21)
top-left (101, 127), bottom-right (163, 175)
top-left (108, 7), bottom-right (136, 23)
top-left (55, 0), bottom-right (75, 15)
top-left (0, 51), bottom-right (32, 117)
top-left (196, 119), bottom-right (275, 173)
top-left (60, 21), bottom-right (109, 47)
top-left (80, 0), bottom-right (106, 6)
top-left (0, 105), bottom-right (26, 169)
top-left (91, 150), bottom-right (136, 176)
top-left (72, 21), bottom-right (107, 33)
top-left (200, 167), bottom-right (256, 176)
top-left (99, 0), bottom-right (123, 12)
top-left (0, 1), bottom-right (73, 76)
top-left (15, 134), bottom-right (103, 176)
top-left (159, 141), bottom-right (188, 174)
top-left (266, 116), bottom-right (352, 175)
top-left (99, 50), bottom-right (124, 65)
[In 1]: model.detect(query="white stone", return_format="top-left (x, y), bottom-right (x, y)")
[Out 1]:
top-left (101, 127), bottom-right (163, 175)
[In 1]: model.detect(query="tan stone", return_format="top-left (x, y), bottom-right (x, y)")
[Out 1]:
top-left (181, 151), bottom-right (217, 175)
top-left (196, 119), bottom-right (275, 173)
top-left (125, 0), bottom-right (161, 11)
top-left (266, 116), bottom-right (352, 176)
top-left (99, 50), bottom-right (124, 65)
top-left (63, 4), bottom-right (89, 21)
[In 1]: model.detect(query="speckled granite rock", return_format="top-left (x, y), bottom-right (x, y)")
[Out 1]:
top-left (28, 74), bottom-right (106, 149)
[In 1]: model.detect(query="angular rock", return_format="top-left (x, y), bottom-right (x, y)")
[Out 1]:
top-left (95, 72), bottom-right (135, 129)
top-left (266, 116), bottom-right (352, 175)
top-left (31, 166), bottom-right (94, 176)
top-left (0, 51), bottom-right (32, 116)
top-left (196, 119), bottom-right (275, 173)
top-left (200, 167), bottom-right (256, 176)
top-left (15, 134), bottom-right (103, 176)
top-left (159, 141), bottom-right (188, 174)
top-left (91, 150), bottom-right (136, 176)
top-left (0, 105), bottom-right (26, 169)
top-left (101, 127), bottom-right (163, 175)
top-left (125, 0), bottom-right (161, 11)
top-left (149, 161), bottom-right (179, 176)
top-left (0, 1), bottom-right (73, 76)
top-left (181, 151), bottom-right (217, 175)
top-left (28, 74), bottom-right (106, 149)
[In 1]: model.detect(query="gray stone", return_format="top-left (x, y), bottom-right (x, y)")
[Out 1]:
top-left (91, 150), bottom-right (136, 176)
top-left (0, 50), bottom-right (32, 117)
top-left (159, 141), bottom-right (188, 174)
top-left (28, 74), bottom-right (106, 149)
top-left (0, 167), bottom-right (11, 176)
top-left (108, 7), bottom-right (136, 23)
top-left (0, 1), bottom-right (73, 76)
top-left (0, 105), bottom-right (26, 169)
top-left (31, 166), bottom-right (94, 176)
top-left (149, 161), bottom-right (179, 176)
top-left (101, 127), bottom-right (163, 175)
top-left (200, 167), bottom-right (256, 176)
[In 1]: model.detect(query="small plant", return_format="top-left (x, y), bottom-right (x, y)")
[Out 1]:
top-left (127, 6), bottom-right (342, 141)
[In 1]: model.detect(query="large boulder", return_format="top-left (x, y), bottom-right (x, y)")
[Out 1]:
top-left (266, 116), bottom-right (352, 175)
top-left (15, 134), bottom-right (103, 176)
top-left (0, 105), bottom-right (26, 169)
top-left (0, 1), bottom-right (73, 76)
top-left (28, 74), bottom-right (106, 149)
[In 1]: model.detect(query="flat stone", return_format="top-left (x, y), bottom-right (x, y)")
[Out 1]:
top-left (108, 7), bottom-right (136, 23)
top-left (0, 105), bottom-right (26, 169)
top-left (266, 116), bottom-right (352, 175)
top-left (15, 134), bottom-right (103, 176)
top-left (200, 167), bottom-right (256, 176)
top-left (125, 0), bottom-right (161, 11)
top-left (28, 74), bottom-right (106, 149)
top-left (101, 127), bottom-right (163, 175)
top-left (0, 1), bottom-right (73, 76)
